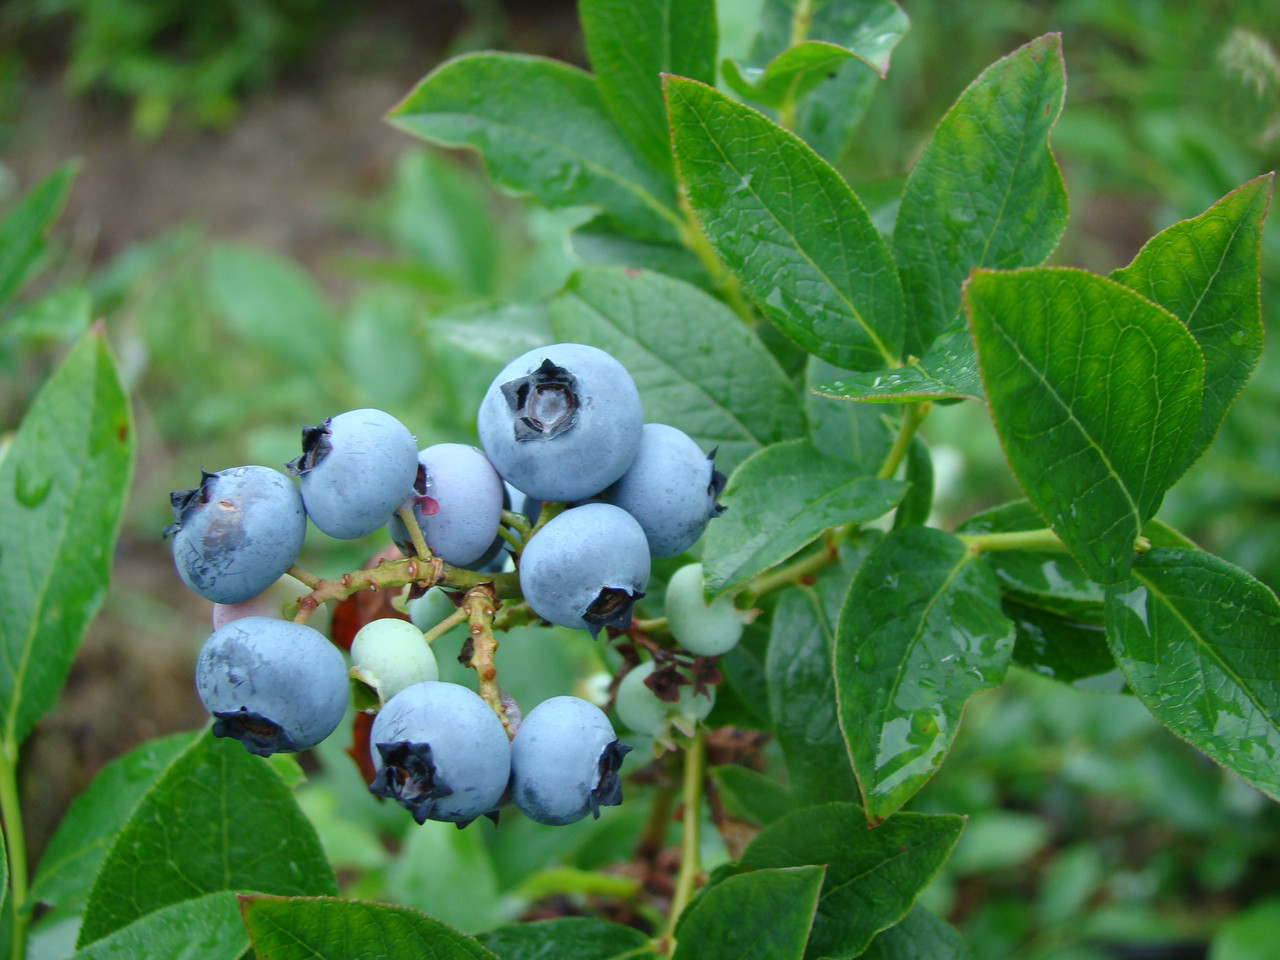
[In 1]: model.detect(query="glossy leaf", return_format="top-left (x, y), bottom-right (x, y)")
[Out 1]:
top-left (768, 560), bottom-right (862, 806)
top-left (813, 330), bottom-right (984, 403)
top-left (1111, 174), bottom-right (1273, 473)
top-left (861, 905), bottom-right (972, 960)
top-left (745, 0), bottom-right (908, 76)
top-left (713, 765), bottom-right (796, 826)
top-left (32, 731), bottom-right (197, 918)
top-left (1003, 598), bottom-right (1119, 690)
top-left (673, 865), bottom-right (824, 960)
top-left (895, 35), bottom-right (1067, 357)
top-left (835, 527), bottom-right (1015, 823)
top-left (0, 326), bottom-right (133, 749)
top-left (893, 436), bottom-right (933, 530)
top-left (1105, 548), bottom-right (1280, 801)
top-left (724, 42), bottom-right (872, 109)
top-left (703, 438), bottom-right (907, 595)
top-left (390, 53), bottom-right (679, 241)
top-left (550, 266), bottom-right (805, 474)
top-left (480, 916), bottom-right (656, 960)
top-left (0, 160), bottom-right (78, 305)
top-left (78, 732), bottom-right (336, 947)
top-left (580, 0), bottom-right (716, 175)
top-left (966, 267), bottom-right (1203, 585)
top-left (805, 356), bottom-right (895, 473)
top-left (665, 75), bottom-right (905, 371)
top-left (571, 222), bottom-right (710, 292)
top-left (731, 802), bottom-right (964, 958)
top-left (240, 895), bottom-right (498, 960)
top-left (67, 893), bottom-right (248, 960)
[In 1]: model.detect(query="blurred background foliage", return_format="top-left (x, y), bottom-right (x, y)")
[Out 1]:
top-left (1, 2), bottom-right (1279, 959)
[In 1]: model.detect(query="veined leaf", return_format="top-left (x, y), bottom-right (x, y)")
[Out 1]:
top-left (67, 893), bottom-right (248, 960)
top-left (666, 75), bottom-right (905, 371)
top-left (0, 326), bottom-right (133, 749)
top-left (813, 330), bottom-right (984, 403)
top-left (1111, 173), bottom-right (1274, 473)
top-left (895, 34), bottom-right (1068, 357)
top-left (1105, 548), bottom-right (1280, 801)
top-left (965, 267), bottom-right (1203, 585)
top-left (390, 53), bottom-right (680, 242)
top-left (673, 866), bottom-right (824, 960)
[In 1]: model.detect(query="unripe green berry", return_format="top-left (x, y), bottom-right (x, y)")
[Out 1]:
top-left (665, 562), bottom-right (747, 657)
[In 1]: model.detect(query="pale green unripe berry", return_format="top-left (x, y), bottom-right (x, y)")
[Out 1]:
top-left (665, 563), bottom-right (747, 657)
top-left (350, 618), bottom-right (439, 705)
top-left (615, 660), bottom-right (714, 748)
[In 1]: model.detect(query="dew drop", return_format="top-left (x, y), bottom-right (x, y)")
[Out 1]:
top-left (14, 466), bottom-right (51, 508)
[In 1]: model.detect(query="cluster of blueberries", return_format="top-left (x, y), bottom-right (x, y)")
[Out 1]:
top-left (168, 343), bottom-right (743, 828)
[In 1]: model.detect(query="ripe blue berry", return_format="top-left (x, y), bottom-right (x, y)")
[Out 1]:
top-left (196, 616), bottom-right (348, 756)
top-left (518, 503), bottom-right (650, 637)
top-left (388, 443), bottom-right (504, 566)
top-left (288, 408), bottom-right (418, 540)
top-left (477, 344), bottom-right (644, 501)
top-left (168, 466), bottom-right (306, 605)
top-left (350, 618), bottom-right (439, 704)
top-left (368, 681), bottom-right (511, 826)
top-left (511, 696), bottom-right (631, 825)
top-left (665, 563), bottom-right (747, 656)
top-left (602, 424), bottom-right (726, 558)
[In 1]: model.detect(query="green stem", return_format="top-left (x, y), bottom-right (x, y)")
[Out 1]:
top-left (421, 605), bottom-right (468, 645)
top-left (777, 0), bottom-right (814, 130)
top-left (664, 728), bottom-right (705, 957)
top-left (744, 534), bottom-right (842, 599)
top-left (676, 193), bottom-right (756, 324)
top-left (877, 401), bottom-right (931, 480)
top-left (0, 741), bottom-right (28, 960)
top-left (462, 586), bottom-right (514, 738)
top-left (958, 527), bottom-right (1070, 555)
top-left (396, 504), bottom-right (433, 562)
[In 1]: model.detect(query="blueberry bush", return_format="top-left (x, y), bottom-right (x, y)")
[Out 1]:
top-left (1, 1), bottom-right (1277, 958)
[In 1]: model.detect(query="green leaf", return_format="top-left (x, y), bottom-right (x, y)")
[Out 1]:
top-left (702, 439), bottom-right (907, 595)
top-left (861, 905), bottom-right (971, 960)
top-left (0, 326), bottom-right (133, 748)
top-left (67, 892), bottom-right (248, 960)
top-left (550, 266), bottom-right (805, 474)
top-left (712, 765), bottom-right (795, 826)
top-left (240, 895), bottom-right (498, 960)
top-left (1002, 599), bottom-right (1118, 689)
top-left (571, 222), bottom-right (711, 292)
top-left (665, 75), bottom-right (905, 371)
top-left (835, 527), bottom-right (1015, 823)
top-left (812, 330), bottom-right (984, 403)
top-left (893, 436), bottom-right (933, 530)
top-left (389, 53), bottom-right (680, 242)
top-left (767, 558), bottom-right (865, 806)
top-left (480, 917), bottom-right (656, 960)
top-left (673, 865), bottom-right (824, 960)
top-left (580, 0), bottom-right (717, 176)
top-left (745, 0), bottom-right (908, 77)
top-left (731, 802), bottom-right (964, 958)
top-left (1209, 896), bottom-right (1280, 960)
top-left (965, 267), bottom-right (1204, 585)
top-left (724, 42), bottom-right (872, 109)
top-left (805, 357), bottom-right (895, 473)
top-left (430, 302), bottom-right (554, 365)
top-left (207, 243), bottom-right (338, 371)
top-left (32, 731), bottom-right (197, 918)
top-left (0, 160), bottom-right (78, 306)
top-left (384, 819), bottom-right (504, 934)
top-left (77, 731), bottom-right (336, 947)
top-left (1104, 548), bottom-right (1280, 802)
top-left (1111, 174), bottom-right (1274, 473)
top-left (895, 35), bottom-right (1067, 357)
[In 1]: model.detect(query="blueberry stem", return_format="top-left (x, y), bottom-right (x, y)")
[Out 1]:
top-left (286, 564), bottom-right (322, 590)
top-left (526, 500), bottom-right (568, 541)
top-left (744, 534), bottom-right (842, 599)
top-left (421, 605), bottom-right (469, 645)
top-left (499, 509), bottom-right (532, 545)
top-left (663, 727), bottom-right (706, 956)
top-left (959, 527), bottom-right (1072, 555)
top-left (877, 400), bottom-right (932, 480)
top-left (0, 740), bottom-right (30, 960)
top-left (461, 585), bottom-right (515, 739)
top-left (396, 504), bottom-right (433, 561)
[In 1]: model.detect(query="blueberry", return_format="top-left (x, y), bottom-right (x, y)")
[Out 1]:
top-left (368, 680), bottom-right (511, 825)
top-left (664, 563), bottom-right (747, 657)
top-left (168, 466), bottom-right (306, 605)
top-left (602, 424), bottom-right (726, 558)
top-left (510, 696), bottom-right (631, 825)
top-left (477, 344), bottom-right (644, 501)
top-left (350, 617), bottom-right (439, 704)
top-left (614, 661), bottom-right (715, 742)
top-left (518, 503), bottom-right (650, 637)
top-left (196, 616), bottom-right (348, 757)
top-left (287, 408), bottom-right (418, 540)
top-left (387, 443), bottom-right (505, 566)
